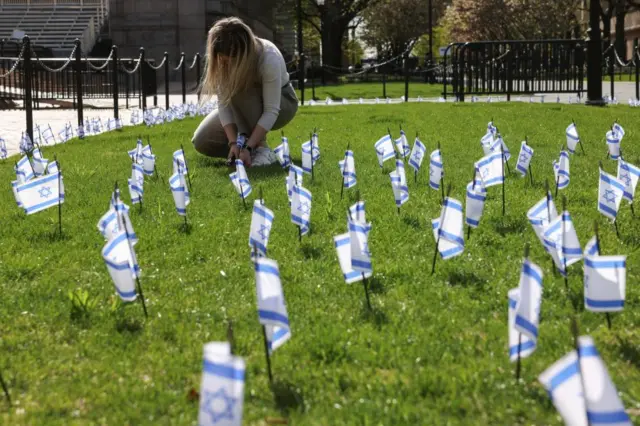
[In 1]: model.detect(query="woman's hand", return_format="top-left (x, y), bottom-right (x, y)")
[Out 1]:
top-left (227, 144), bottom-right (240, 166)
top-left (239, 149), bottom-right (252, 167)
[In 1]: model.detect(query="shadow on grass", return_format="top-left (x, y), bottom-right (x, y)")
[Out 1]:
top-left (301, 245), bottom-right (323, 260)
top-left (368, 277), bottom-right (386, 295)
top-left (621, 232), bottom-right (640, 247)
top-left (177, 222), bottom-right (192, 235)
top-left (115, 317), bottom-right (144, 334)
top-left (616, 335), bottom-right (640, 370)
top-left (489, 217), bottom-right (528, 236)
top-left (448, 270), bottom-right (486, 288)
top-left (360, 304), bottom-right (388, 328)
top-left (271, 380), bottom-right (305, 415)
top-left (402, 215), bottom-right (421, 229)
top-left (26, 230), bottom-right (70, 244)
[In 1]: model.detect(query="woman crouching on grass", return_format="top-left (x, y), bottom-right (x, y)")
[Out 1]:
top-left (192, 17), bottom-right (299, 167)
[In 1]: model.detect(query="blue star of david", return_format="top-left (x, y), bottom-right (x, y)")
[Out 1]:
top-left (202, 388), bottom-right (236, 424)
top-left (137, 175), bottom-right (144, 186)
top-left (519, 153), bottom-right (529, 164)
top-left (258, 224), bottom-right (271, 240)
top-left (298, 202), bottom-right (310, 215)
top-left (38, 186), bottom-right (52, 198)
top-left (619, 172), bottom-right (631, 187)
top-left (414, 151), bottom-right (422, 162)
top-left (603, 189), bottom-right (617, 204)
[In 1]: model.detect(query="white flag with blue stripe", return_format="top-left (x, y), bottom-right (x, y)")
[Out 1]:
top-left (538, 349), bottom-right (586, 426)
top-left (57, 123), bottom-right (73, 143)
top-left (475, 152), bottom-right (503, 188)
top-left (128, 163), bottom-right (144, 204)
top-left (395, 130), bottom-right (411, 158)
top-left (465, 180), bottom-right (487, 228)
top-left (390, 160), bottom-right (409, 207)
top-left (169, 172), bottom-right (190, 216)
top-left (508, 288), bottom-right (536, 362)
top-left (339, 150), bottom-right (356, 189)
top-left (198, 342), bottom-right (245, 426)
top-left (286, 164), bottom-right (304, 203)
top-left (41, 125), bottom-right (56, 146)
top-left (334, 233), bottom-right (372, 284)
top-left (543, 211), bottom-right (582, 273)
top-left (480, 132), bottom-right (494, 156)
top-left (301, 140), bottom-right (316, 174)
top-left (0, 138), bottom-right (6, 159)
top-left (432, 197), bottom-right (465, 260)
top-left (16, 172), bottom-right (63, 215)
top-left (230, 160), bottom-right (252, 199)
top-left (15, 155), bottom-right (34, 183)
top-left (106, 118), bottom-right (117, 132)
top-left (408, 138), bottom-right (426, 173)
top-left (585, 255), bottom-right (626, 312)
top-left (613, 122), bottom-right (625, 140)
top-left (130, 109), bottom-right (141, 125)
top-left (291, 185), bottom-right (312, 235)
top-left (490, 135), bottom-right (511, 162)
top-left (255, 258), bottom-right (291, 353)
top-left (92, 117), bottom-right (104, 134)
top-left (527, 193), bottom-right (558, 250)
top-left (566, 123), bottom-right (580, 154)
top-left (553, 150), bottom-right (570, 190)
top-left (141, 145), bottom-right (156, 176)
top-left (516, 141), bottom-right (533, 176)
top-left (487, 121), bottom-right (497, 136)
top-left (101, 231), bottom-right (139, 302)
top-left (76, 124), bottom-right (85, 139)
top-left (129, 139), bottom-right (144, 163)
top-left (349, 200), bottom-right (366, 224)
top-left (311, 132), bottom-right (320, 161)
top-left (31, 148), bottom-right (48, 176)
top-left (349, 217), bottom-right (372, 273)
top-left (617, 158), bottom-right (640, 203)
top-left (606, 130), bottom-right (621, 160)
top-left (274, 136), bottom-right (291, 168)
top-left (249, 200), bottom-right (274, 257)
top-left (514, 259), bottom-right (543, 344)
top-left (598, 169), bottom-right (625, 221)
top-left (173, 149), bottom-right (189, 176)
top-left (19, 132), bottom-right (33, 153)
top-left (584, 236), bottom-right (600, 257)
top-left (429, 149), bottom-right (444, 190)
top-left (97, 196), bottom-right (137, 244)
top-left (11, 180), bottom-right (22, 208)
top-left (374, 135), bottom-right (395, 167)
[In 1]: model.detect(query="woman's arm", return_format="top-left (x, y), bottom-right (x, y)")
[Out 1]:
top-left (247, 56), bottom-right (282, 149)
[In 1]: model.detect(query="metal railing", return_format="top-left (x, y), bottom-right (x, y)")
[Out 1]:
top-left (603, 39), bottom-right (640, 102)
top-left (0, 36), bottom-right (203, 142)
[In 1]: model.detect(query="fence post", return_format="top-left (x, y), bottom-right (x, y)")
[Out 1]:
top-left (311, 61), bottom-right (315, 100)
top-left (180, 52), bottom-right (186, 104)
top-left (506, 47), bottom-right (512, 102)
top-left (22, 36), bottom-right (34, 143)
top-left (195, 53), bottom-right (201, 101)
top-left (74, 38), bottom-right (84, 130)
top-left (635, 38), bottom-right (639, 100)
top-left (164, 52), bottom-right (169, 109)
top-left (404, 53), bottom-right (409, 102)
top-left (139, 47), bottom-right (147, 110)
top-left (609, 45), bottom-right (614, 100)
top-left (299, 53), bottom-right (305, 106)
top-left (112, 45), bottom-right (119, 120)
top-left (382, 69), bottom-right (386, 98)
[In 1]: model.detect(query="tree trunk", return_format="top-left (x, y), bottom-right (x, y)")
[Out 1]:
top-left (614, 0), bottom-right (626, 61)
top-left (321, 19), bottom-right (348, 82)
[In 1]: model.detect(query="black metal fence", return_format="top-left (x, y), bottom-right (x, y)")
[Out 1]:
top-left (603, 39), bottom-right (640, 102)
top-left (0, 36), bottom-right (202, 141)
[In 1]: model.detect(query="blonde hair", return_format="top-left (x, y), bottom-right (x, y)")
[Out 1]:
top-left (200, 17), bottom-right (261, 106)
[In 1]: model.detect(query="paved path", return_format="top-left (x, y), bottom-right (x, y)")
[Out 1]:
top-left (1, 82), bottom-right (638, 159)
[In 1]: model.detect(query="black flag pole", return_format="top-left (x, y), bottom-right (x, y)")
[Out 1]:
top-left (0, 369), bottom-right (10, 406)
top-left (526, 137), bottom-right (534, 186)
top-left (498, 132), bottom-right (512, 174)
top-left (348, 207), bottom-right (372, 310)
top-left (467, 168), bottom-right (477, 240)
top-left (147, 137), bottom-right (164, 183)
top-left (227, 320), bottom-right (235, 355)
top-left (55, 155), bottom-right (62, 236)
top-left (571, 318), bottom-right (591, 425)
top-left (414, 131), bottom-right (419, 183)
top-left (555, 144), bottom-right (564, 198)
top-left (545, 181), bottom-right (558, 277)
top-left (253, 242), bottom-right (274, 385)
top-left (180, 144), bottom-right (193, 192)
top-left (340, 142), bottom-right (350, 200)
top-left (573, 119), bottom-right (586, 154)
top-left (516, 242), bottom-right (530, 381)
top-left (438, 142), bottom-right (445, 203)
top-left (501, 143), bottom-right (506, 216)
top-left (432, 184), bottom-right (452, 275)
top-left (310, 132), bottom-right (315, 182)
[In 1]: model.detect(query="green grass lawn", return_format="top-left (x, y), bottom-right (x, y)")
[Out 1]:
top-left (296, 81), bottom-right (443, 101)
top-left (1, 103), bottom-right (640, 425)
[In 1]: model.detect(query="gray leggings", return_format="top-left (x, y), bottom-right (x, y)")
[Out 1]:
top-left (192, 83), bottom-right (299, 157)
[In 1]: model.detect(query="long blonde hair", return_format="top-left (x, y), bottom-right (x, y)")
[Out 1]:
top-left (200, 17), bottom-right (261, 106)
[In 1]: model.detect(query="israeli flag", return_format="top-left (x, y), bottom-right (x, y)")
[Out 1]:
top-left (374, 135), bottom-right (395, 168)
top-left (41, 125), bottom-right (56, 145)
top-left (408, 138), bottom-right (426, 172)
top-left (395, 130), bottom-right (411, 158)
top-left (334, 233), bottom-right (372, 284)
top-left (249, 200), bottom-right (274, 257)
top-left (128, 163), bottom-right (144, 204)
top-left (11, 179), bottom-right (23, 208)
top-left (15, 155), bottom-right (34, 182)
top-left (102, 231), bottom-right (139, 302)
top-left (349, 217), bottom-right (373, 273)
top-left (613, 122), bottom-right (625, 140)
top-left (141, 145), bottom-right (156, 176)
top-left (144, 110), bottom-right (154, 127)
top-left (566, 123), bottom-right (580, 154)
top-left (311, 131), bottom-right (320, 161)
top-left (97, 197), bottom-right (137, 244)
top-left (598, 169), bottom-right (625, 221)
top-left (606, 130), bottom-right (621, 160)
top-left (15, 172), bottom-right (63, 215)
top-left (229, 160), bottom-right (252, 199)
top-left (490, 135), bottom-right (510, 162)
top-left (77, 124), bottom-right (85, 139)
top-left (165, 109), bottom-right (175, 123)
top-left (155, 108), bottom-right (166, 125)
top-left (516, 141), bottom-right (533, 176)
top-left (431, 197), bottom-right (465, 260)
top-left (255, 257), bottom-right (291, 353)
top-left (130, 109), bottom-right (141, 125)
top-left (538, 350), bottom-right (586, 426)
top-left (31, 148), bottom-right (48, 177)
top-left (339, 150), bottom-right (356, 189)
top-left (508, 288), bottom-right (536, 362)
top-left (83, 119), bottom-right (92, 136)
top-left (128, 138), bottom-right (144, 163)
top-left (198, 342), bottom-right (245, 426)
top-left (584, 236), bottom-right (600, 257)
top-left (543, 212), bottom-right (582, 273)
top-left (106, 118), bottom-right (117, 132)
top-left (173, 149), bottom-right (189, 176)
top-left (291, 185), bottom-right (312, 235)
top-left (46, 160), bottom-right (58, 175)
top-left (527, 194), bottom-right (558, 241)
top-left (475, 152), bottom-right (504, 188)
top-left (169, 172), bottom-right (190, 216)
top-left (429, 149), bottom-right (444, 190)
top-left (286, 164), bottom-right (304, 203)
top-left (487, 121), bottom-right (497, 135)
top-left (274, 136), bottom-right (291, 168)
top-left (617, 158), bottom-right (640, 203)
top-left (19, 132), bottom-right (33, 153)
top-left (584, 255), bottom-right (626, 312)
top-left (480, 132), bottom-right (494, 156)
top-left (553, 150), bottom-right (570, 190)
top-left (465, 180), bottom-right (487, 228)
top-left (92, 117), bottom-right (103, 134)
top-left (0, 138), bottom-right (7, 159)
top-left (390, 160), bottom-right (409, 207)
top-left (57, 123), bottom-right (72, 143)
top-left (342, 98), bottom-right (349, 105)
top-left (578, 336), bottom-right (632, 425)
top-left (514, 259), bottom-right (543, 344)
top-left (301, 141), bottom-right (315, 174)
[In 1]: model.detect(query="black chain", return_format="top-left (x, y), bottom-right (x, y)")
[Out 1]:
top-left (0, 44), bottom-right (26, 78)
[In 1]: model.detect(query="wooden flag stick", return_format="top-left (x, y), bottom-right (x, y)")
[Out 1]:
top-left (0, 370), bottom-right (10, 406)
top-left (261, 325), bottom-right (274, 386)
top-left (362, 273), bottom-right (372, 310)
top-left (432, 184), bottom-right (452, 275)
top-left (56, 155), bottom-right (62, 236)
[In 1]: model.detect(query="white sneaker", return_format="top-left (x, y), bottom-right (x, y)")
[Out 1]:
top-left (251, 147), bottom-right (278, 167)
